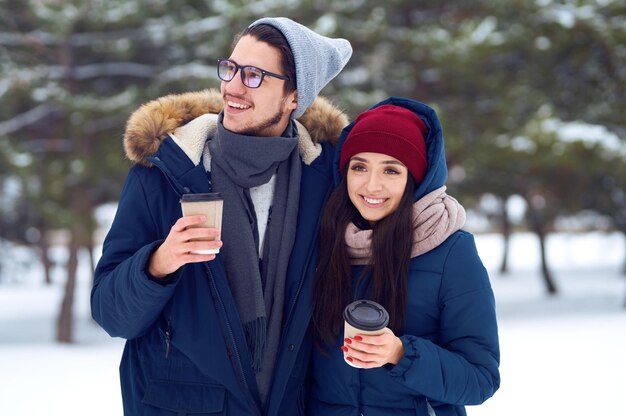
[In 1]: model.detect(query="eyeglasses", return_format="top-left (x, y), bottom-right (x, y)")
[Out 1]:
top-left (217, 58), bottom-right (290, 89)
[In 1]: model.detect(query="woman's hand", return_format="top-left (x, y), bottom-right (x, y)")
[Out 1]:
top-left (341, 327), bottom-right (404, 368)
top-left (148, 215), bottom-right (222, 278)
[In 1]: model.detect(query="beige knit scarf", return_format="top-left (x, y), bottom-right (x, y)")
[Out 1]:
top-left (345, 186), bottom-right (466, 265)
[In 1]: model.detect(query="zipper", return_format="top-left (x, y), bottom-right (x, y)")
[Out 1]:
top-left (286, 242), bottom-right (314, 323)
top-left (164, 319), bottom-right (171, 359)
top-left (149, 156), bottom-right (186, 198)
top-left (286, 184), bottom-right (332, 321)
top-left (426, 399), bottom-right (437, 416)
top-left (204, 263), bottom-right (261, 416)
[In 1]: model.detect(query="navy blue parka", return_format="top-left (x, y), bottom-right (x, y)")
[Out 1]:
top-left (91, 89), bottom-right (348, 415)
top-left (309, 97), bottom-right (500, 416)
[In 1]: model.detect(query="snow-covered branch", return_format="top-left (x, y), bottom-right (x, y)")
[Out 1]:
top-left (4, 62), bottom-right (156, 83)
top-left (65, 62), bottom-right (156, 79)
top-left (0, 28), bottom-right (151, 47)
top-left (0, 104), bottom-right (62, 136)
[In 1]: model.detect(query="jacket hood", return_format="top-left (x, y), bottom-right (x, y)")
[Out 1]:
top-left (333, 97), bottom-right (448, 201)
top-left (123, 88), bottom-right (349, 166)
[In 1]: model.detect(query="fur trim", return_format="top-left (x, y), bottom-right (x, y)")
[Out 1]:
top-left (123, 89), bottom-right (348, 166)
top-left (169, 113), bottom-right (219, 166)
top-left (123, 90), bottom-right (222, 166)
top-left (294, 120), bottom-right (321, 165)
top-left (296, 95), bottom-right (349, 149)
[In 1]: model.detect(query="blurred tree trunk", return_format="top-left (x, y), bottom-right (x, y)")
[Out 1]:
top-left (536, 228), bottom-right (557, 295)
top-left (57, 225), bottom-right (80, 343)
top-left (622, 230), bottom-right (626, 276)
top-left (623, 229), bottom-right (626, 308)
top-left (87, 227), bottom-right (96, 288)
top-left (527, 206), bottom-right (558, 295)
top-left (499, 199), bottom-right (511, 275)
top-left (57, 188), bottom-right (93, 342)
top-left (56, 12), bottom-right (84, 344)
top-left (38, 232), bottom-right (52, 285)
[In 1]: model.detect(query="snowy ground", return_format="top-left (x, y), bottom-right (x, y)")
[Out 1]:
top-left (0, 231), bottom-right (625, 415)
top-left (466, 232), bottom-right (626, 416)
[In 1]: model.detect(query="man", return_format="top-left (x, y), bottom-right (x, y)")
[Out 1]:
top-left (91, 17), bottom-right (351, 415)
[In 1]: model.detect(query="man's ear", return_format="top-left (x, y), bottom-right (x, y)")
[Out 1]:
top-left (287, 90), bottom-right (298, 111)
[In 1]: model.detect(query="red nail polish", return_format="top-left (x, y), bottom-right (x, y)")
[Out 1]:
top-left (346, 356), bottom-right (353, 362)
top-left (344, 338), bottom-right (352, 344)
top-left (354, 336), bottom-right (363, 341)
top-left (341, 346), bottom-right (348, 352)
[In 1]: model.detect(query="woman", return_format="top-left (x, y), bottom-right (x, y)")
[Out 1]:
top-left (310, 98), bottom-right (500, 416)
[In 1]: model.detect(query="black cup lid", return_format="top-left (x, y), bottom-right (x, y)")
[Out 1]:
top-left (343, 300), bottom-right (389, 331)
top-left (180, 192), bottom-right (223, 203)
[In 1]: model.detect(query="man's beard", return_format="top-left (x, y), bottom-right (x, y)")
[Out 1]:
top-left (238, 109), bottom-right (285, 137)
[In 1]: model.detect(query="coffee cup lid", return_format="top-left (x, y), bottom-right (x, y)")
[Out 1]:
top-left (180, 193), bottom-right (223, 203)
top-left (343, 300), bottom-right (389, 331)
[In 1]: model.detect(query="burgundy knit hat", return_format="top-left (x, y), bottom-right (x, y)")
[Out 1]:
top-left (339, 104), bottom-right (429, 183)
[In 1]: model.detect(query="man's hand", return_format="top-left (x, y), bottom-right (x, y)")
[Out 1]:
top-left (341, 327), bottom-right (404, 368)
top-left (148, 215), bottom-right (222, 278)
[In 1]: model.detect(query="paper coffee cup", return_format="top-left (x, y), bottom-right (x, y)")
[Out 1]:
top-left (343, 300), bottom-right (389, 368)
top-left (180, 193), bottom-right (223, 254)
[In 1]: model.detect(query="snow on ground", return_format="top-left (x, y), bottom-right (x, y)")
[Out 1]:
top-left (0, 231), bottom-right (625, 415)
top-left (467, 232), bottom-right (626, 416)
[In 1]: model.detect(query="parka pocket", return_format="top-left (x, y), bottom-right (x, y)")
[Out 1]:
top-left (142, 380), bottom-right (226, 414)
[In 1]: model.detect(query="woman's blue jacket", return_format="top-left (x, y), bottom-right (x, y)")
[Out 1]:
top-left (309, 97), bottom-right (500, 416)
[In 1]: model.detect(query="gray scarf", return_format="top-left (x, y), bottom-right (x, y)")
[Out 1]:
top-left (209, 115), bottom-right (301, 404)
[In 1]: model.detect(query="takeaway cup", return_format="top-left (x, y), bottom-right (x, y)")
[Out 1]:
top-left (343, 300), bottom-right (389, 368)
top-left (179, 193), bottom-right (223, 254)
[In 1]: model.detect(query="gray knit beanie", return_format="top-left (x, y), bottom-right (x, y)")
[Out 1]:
top-left (250, 17), bottom-right (352, 119)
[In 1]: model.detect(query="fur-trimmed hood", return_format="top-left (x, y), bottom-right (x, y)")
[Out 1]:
top-left (123, 89), bottom-right (349, 166)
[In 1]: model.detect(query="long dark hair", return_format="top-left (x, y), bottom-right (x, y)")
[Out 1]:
top-left (313, 169), bottom-right (416, 347)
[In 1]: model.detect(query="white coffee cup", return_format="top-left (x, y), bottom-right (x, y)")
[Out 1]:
top-left (343, 300), bottom-right (389, 368)
top-left (180, 193), bottom-right (223, 254)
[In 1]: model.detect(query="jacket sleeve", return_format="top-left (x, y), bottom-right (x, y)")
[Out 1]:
top-left (91, 168), bottom-right (182, 339)
top-left (388, 232), bottom-right (500, 405)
